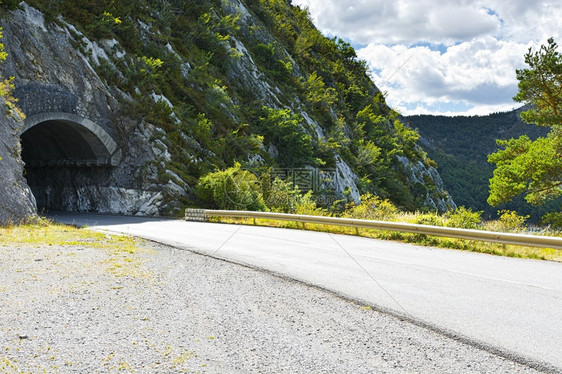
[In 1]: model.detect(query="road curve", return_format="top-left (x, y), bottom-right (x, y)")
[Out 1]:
top-left (50, 212), bottom-right (562, 372)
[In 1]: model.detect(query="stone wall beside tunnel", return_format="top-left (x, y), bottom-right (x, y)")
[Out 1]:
top-left (0, 99), bottom-right (37, 224)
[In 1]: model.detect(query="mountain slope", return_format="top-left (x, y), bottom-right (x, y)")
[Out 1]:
top-left (406, 108), bottom-right (560, 220)
top-left (1, 0), bottom-right (454, 216)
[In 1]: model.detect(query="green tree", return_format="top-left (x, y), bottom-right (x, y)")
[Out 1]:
top-left (302, 71), bottom-right (337, 110)
top-left (257, 107), bottom-right (313, 167)
top-left (488, 38), bottom-right (562, 206)
top-left (513, 38), bottom-right (562, 127)
top-left (196, 163), bottom-right (267, 211)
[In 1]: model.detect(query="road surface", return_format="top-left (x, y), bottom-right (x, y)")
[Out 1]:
top-left (51, 212), bottom-right (562, 372)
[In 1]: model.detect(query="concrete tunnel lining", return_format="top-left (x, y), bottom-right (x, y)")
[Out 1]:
top-left (20, 112), bottom-right (123, 212)
top-left (22, 112), bottom-right (121, 166)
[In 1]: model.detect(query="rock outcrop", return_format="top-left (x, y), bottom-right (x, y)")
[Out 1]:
top-left (396, 155), bottom-right (456, 212)
top-left (1, 4), bottom-right (186, 216)
top-left (0, 99), bottom-right (36, 223)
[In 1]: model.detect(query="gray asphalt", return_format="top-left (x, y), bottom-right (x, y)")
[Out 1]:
top-left (50, 212), bottom-right (562, 372)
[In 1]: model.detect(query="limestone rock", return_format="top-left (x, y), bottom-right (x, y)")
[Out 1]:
top-left (396, 155), bottom-right (456, 212)
top-left (0, 101), bottom-right (36, 223)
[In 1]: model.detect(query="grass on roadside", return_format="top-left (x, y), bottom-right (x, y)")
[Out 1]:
top-left (0, 216), bottom-right (140, 251)
top-left (209, 216), bottom-right (562, 262)
top-left (0, 216), bottom-right (152, 279)
top-left (1, 215), bottom-right (559, 262)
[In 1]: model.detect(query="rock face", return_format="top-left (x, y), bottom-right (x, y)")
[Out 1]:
top-left (396, 155), bottom-right (456, 212)
top-left (0, 100), bottom-right (36, 223)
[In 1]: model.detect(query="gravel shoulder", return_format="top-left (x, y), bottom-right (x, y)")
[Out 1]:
top-left (0, 239), bottom-right (545, 373)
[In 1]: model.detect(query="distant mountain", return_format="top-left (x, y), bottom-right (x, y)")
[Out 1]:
top-left (405, 108), bottom-right (560, 221)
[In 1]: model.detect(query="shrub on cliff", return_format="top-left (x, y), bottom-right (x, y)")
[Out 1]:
top-left (196, 164), bottom-right (267, 211)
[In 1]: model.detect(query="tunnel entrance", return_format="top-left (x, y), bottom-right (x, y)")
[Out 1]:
top-left (20, 113), bottom-right (121, 212)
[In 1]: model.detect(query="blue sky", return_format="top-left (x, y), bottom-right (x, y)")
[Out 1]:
top-left (291, 0), bottom-right (562, 116)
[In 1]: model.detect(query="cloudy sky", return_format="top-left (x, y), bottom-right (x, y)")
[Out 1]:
top-left (290, 0), bottom-right (562, 116)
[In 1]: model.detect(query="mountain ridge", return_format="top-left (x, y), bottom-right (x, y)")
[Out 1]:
top-left (406, 108), bottom-right (560, 221)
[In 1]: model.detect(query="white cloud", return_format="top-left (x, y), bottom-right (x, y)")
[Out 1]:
top-left (357, 38), bottom-right (531, 115)
top-left (292, 0), bottom-right (561, 46)
top-left (291, 0), bottom-right (562, 115)
top-left (427, 6), bottom-right (499, 42)
top-left (292, 0), bottom-right (502, 45)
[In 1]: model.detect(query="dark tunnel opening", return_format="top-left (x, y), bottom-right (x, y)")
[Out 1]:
top-left (21, 119), bottom-right (115, 213)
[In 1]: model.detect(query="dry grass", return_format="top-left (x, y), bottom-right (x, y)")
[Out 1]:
top-left (0, 217), bottom-right (153, 279)
top-left (210, 216), bottom-right (562, 262)
top-left (0, 217), bottom-right (140, 252)
top-left (1, 216), bottom-right (559, 263)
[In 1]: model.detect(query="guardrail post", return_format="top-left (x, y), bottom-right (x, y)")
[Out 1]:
top-left (185, 209), bottom-right (208, 222)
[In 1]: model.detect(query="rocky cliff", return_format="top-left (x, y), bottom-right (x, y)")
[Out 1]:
top-left (0, 97), bottom-right (36, 223)
top-left (0, 0), bottom-right (454, 219)
top-left (2, 3), bottom-right (185, 216)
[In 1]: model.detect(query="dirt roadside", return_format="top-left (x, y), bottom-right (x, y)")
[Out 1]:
top-left (0, 238), bottom-right (543, 373)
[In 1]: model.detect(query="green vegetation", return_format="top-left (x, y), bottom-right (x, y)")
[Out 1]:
top-left (257, 107), bottom-right (314, 167)
top-left (513, 38), bottom-right (562, 128)
top-left (0, 26), bottom-right (22, 118)
top-left (196, 163), bottom-right (326, 215)
top-left (196, 163), bottom-right (267, 211)
top-left (488, 38), bottom-right (562, 217)
top-left (0, 216), bottom-right (142, 252)
top-left (3, 0), bottom-right (444, 212)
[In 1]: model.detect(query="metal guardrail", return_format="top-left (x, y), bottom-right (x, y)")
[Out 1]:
top-left (185, 209), bottom-right (562, 250)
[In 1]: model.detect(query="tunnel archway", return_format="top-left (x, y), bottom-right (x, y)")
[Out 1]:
top-left (21, 112), bottom-right (121, 212)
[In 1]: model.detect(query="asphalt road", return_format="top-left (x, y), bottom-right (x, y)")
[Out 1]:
top-left (50, 212), bottom-right (562, 372)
